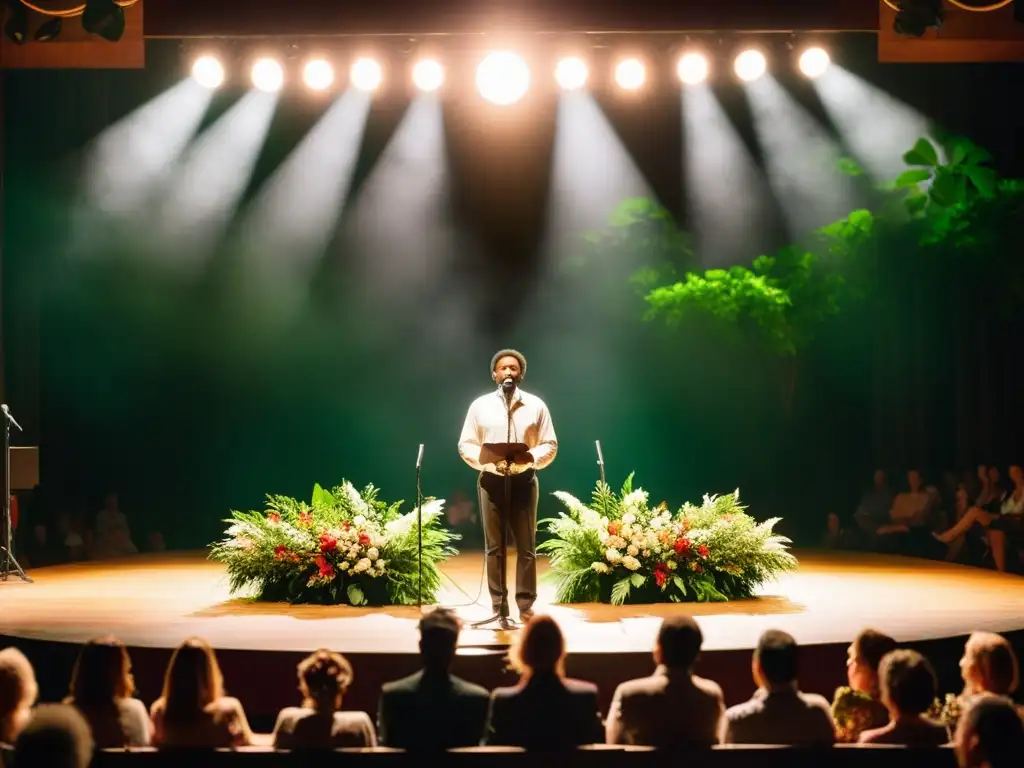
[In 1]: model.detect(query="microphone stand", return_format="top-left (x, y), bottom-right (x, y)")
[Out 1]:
top-left (1, 404), bottom-right (31, 583)
top-left (595, 439), bottom-right (609, 522)
top-left (472, 385), bottom-right (517, 630)
top-left (415, 443), bottom-right (424, 608)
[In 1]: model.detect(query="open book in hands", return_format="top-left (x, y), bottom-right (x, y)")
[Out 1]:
top-left (480, 442), bottom-right (534, 473)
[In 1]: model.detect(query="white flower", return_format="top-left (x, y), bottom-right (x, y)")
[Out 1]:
top-left (606, 548), bottom-right (622, 564)
top-left (376, 560), bottom-right (387, 571)
top-left (366, 547), bottom-right (379, 561)
top-left (591, 562), bottom-right (610, 574)
top-left (622, 555), bottom-right (641, 571)
top-left (353, 515), bottom-right (367, 527)
top-left (353, 558), bottom-right (372, 573)
top-left (347, 547), bottom-right (359, 560)
top-left (626, 545), bottom-right (639, 557)
top-left (340, 561), bottom-right (349, 570)
top-left (622, 513), bottom-right (636, 525)
top-left (642, 550), bottom-right (651, 558)
top-left (621, 523), bottom-right (633, 539)
top-left (667, 561), bottom-right (677, 571)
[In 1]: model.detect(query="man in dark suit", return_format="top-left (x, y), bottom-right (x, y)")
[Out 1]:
top-left (377, 609), bottom-right (490, 750)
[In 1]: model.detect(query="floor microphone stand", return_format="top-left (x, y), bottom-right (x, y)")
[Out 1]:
top-left (1, 405), bottom-right (31, 583)
top-left (415, 443), bottom-right (424, 608)
top-left (596, 440), bottom-right (609, 521)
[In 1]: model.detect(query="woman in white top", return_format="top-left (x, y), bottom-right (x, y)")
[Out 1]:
top-left (271, 649), bottom-right (376, 750)
top-left (934, 464), bottom-right (1024, 571)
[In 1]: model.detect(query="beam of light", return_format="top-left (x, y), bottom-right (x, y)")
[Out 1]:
top-left (303, 59), bottom-right (335, 91)
top-left (744, 75), bottom-right (860, 240)
top-left (554, 57), bottom-right (588, 91)
top-left (79, 78), bottom-right (215, 221)
top-left (251, 58), bottom-right (284, 92)
top-left (734, 50), bottom-right (767, 82)
top-left (681, 84), bottom-right (776, 266)
top-left (614, 58), bottom-right (645, 90)
top-left (677, 52), bottom-right (709, 86)
top-left (412, 59), bottom-right (444, 92)
top-left (154, 89), bottom-right (278, 268)
top-left (191, 56), bottom-right (225, 90)
top-left (477, 51), bottom-right (530, 105)
top-left (351, 57), bottom-right (382, 92)
top-left (235, 90), bottom-right (371, 300)
top-left (811, 65), bottom-right (931, 181)
top-left (798, 47), bottom-right (831, 79)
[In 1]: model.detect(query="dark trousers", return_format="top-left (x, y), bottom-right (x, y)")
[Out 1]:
top-left (478, 470), bottom-right (538, 612)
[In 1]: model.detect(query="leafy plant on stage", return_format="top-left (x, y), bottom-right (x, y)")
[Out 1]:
top-left (209, 482), bottom-right (459, 606)
top-left (538, 474), bottom-right (797, 605)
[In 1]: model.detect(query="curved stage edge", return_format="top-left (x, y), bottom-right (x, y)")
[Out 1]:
top-left (2, 550), bottom-right (1022, 727)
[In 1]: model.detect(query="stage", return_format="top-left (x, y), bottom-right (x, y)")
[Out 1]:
top-left (2, 549), bottom-right (1022, 723)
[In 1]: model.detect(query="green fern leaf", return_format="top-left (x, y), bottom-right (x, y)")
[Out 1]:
top-left (610, 577), bottom-right (632, 605)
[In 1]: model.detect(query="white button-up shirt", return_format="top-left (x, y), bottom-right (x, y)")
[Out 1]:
top-left (458, 387), bottom-right (558, 474)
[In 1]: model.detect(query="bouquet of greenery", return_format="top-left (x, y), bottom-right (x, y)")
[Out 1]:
top-left (210, 481), bottom-right (459, 606)
top-left (538, 474), bottom-right (797, 605)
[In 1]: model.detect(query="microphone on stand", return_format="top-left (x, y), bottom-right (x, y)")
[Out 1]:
top-left (501, 377), bottom-right (516, 397)
top-left (1, 405), bottom-right (22, 432)
top-left (416, 443), bottom-right (424, 470)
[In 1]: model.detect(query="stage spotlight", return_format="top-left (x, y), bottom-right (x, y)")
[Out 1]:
top-left (554, 56), bottom-right (588, 90)
top-left (303, 59), bottom-right (334, 91)
top-left (251, 58), bottom-right (284, 92)
top-left (677, 52), bottom-right (709, 85)
top-left (82, 0), bottom-right (126, 42)
top-left (412, 59), bottom-right (445, 92)
top-left (614, 58), bottom-right (645, 90)
top-left (734, 49), bottom-right (766, 82)
top-left (798, 47), bottom-right (831, 79)
top-left (476, 51), bottom-right (530, 106)
top-left (351, 57), bottom-right (382, 91)
top-left (192, 56), bottom-right (225, 90)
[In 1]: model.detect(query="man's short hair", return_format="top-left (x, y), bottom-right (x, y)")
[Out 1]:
top-left (755, 630), bottom-right (799, 685)
top-left (957, 694), bottom-right (1024, 768)
top-left (879, 649), bottom-right (937, 715)
top-left (14, 703), bottom-right (94, 768)
top-left (853, 629), bottom-right (898, 672)
top-left (419, 609), bottom-right (461, 664)
top-left (490, 349), bottom-right (527, 379)
top-left (657, 616), bottom-right (703, 669)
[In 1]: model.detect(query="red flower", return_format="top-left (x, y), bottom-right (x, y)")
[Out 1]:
top-left (654, 563), bottom-right (670, 588)
top-left (342, 521), bottom-right (351, 531)
top-left (358, 532), bottom-right (371, 547)
top-left (698, 544), bottom-right (709, 558)
top-left (315, 555), bottom-right (335, 578)
top-left (267, 512), bottom-right (280, 525)
top-left (694, 565), bottom-right (704, 574)
top-left (319, 531), bottom-right (338, 553)
top-left (608, 522), bottom-right (620, 536)
top-left (673, 537), bottom-right (691, 556)
top-left (274, 545), bottom-right (288, 560)
top-left (298, 511), bottom-right (313, 527)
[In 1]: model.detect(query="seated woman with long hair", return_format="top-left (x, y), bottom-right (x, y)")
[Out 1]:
top-left (934, 465), bottom-right (1024, 572)
top-left (149, 637), bottom-right (252, 749)
top-left (0, 647), bottom-right (38, 762)
top-left (831, 628), bottom-right (898, 742)
top-left (63, 636), bottom-right (151, 747)
top-left (271, 649), bottom-right (375, 750)
top-left (487, 615), bottom-right (603, 750)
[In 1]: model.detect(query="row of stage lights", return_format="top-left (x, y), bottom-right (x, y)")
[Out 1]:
top-left (188, 45), bottom-right (833, 104)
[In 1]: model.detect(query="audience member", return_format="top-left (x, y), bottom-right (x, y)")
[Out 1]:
top-left (859, 649), bottom-right (948, 745)
top-left (487, 615), bottom-right (603, 750)
top-left (12, 704), bottom-right (93, 768)
top-left (832, 628), bottom-right (898, 741)
top-left (954, 694), bottom-right (1024, 768)
top-left (724, 629), bottom-right (834, 745)
top-left (272, 649), bottom-right (375, 749)
top-left (854, 469), bottom-right (895, 535)
top-left (378, 608), bottom-right (489, 750)
top-left (92, 492), bottom-right (138, 560)
top-left (150, 637), bottom-right (252, 748)
top-left (959, 632), bottom-right (1020, 708)
top-left (63, 636), bottom-right (151, 748)
top-left (0, 647), bottom-right (38, 757)
top-left (606, 615), bottom-right (724, 747)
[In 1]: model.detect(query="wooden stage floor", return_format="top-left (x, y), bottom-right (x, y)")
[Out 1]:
top-left (2, 549), bottom-right (1023, 655)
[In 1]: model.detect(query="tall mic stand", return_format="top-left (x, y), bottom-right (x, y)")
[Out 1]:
top-left (595, 439), bottom-right (609, 521)
top-left (415, 443), bottom-right (424, 608)
top-left (472, 386), bottom-right (517, 630)
top-left (1, 404), bottom-right (31, 583)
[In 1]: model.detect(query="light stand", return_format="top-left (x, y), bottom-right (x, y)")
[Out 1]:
top-left (415, 443), bottom-right (424, 608)
top-left (1, 404), bottom-right (31, 583)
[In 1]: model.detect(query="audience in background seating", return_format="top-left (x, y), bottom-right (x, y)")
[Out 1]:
top-left (724, 629), bottom-right (834, 745)
top-left (832, 629), bottom-right (898, 741)
top-left (63, 636), bottom-right (151, 748)
top-left (150, 637), bottom-right (252, 748)
top-left (12, 704), bottom-right (93, 768)
top-left (487, 614), bottom-right (603, 750)
top-left (606, 615), bottom-right (724, 748)
top-left (860, 649), bottom-right (948, 745)
top-left (378, 608), bottom-right (489, 750)
top-left (272, 649), bottom-right (375, 749)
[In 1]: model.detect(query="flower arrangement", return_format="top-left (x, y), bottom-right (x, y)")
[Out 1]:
top-left (538, 474), bottom-right (797, 604)
top-left (210, 481), bottom-right (459, 606)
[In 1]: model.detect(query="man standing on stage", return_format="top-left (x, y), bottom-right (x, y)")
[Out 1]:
top-left (458, 350), bottom-right (557, 623)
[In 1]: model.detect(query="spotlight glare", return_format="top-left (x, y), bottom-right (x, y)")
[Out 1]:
top-left (677, 52), bottom-right (709, 85)
top-left (412, 59), bottom-right (445, 92)
top-left (614, 58), bottom-right (646, 90)
top-left (734, 49), bottom-right (766, 82)
top-left (798, 47), bottom-right (831, 79)
top-left (554, 57), bottom-right (588, 90)
top-left (251, 58), bottom-right (284, 92)
top-left (351, 57), bottom-right (383, 91)
top-left (303, 59), bottom-right (335, 91)
top-left (476, 51), bottom-right (530, 106)
top-left (192, 56), bottom-right (225, 90)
